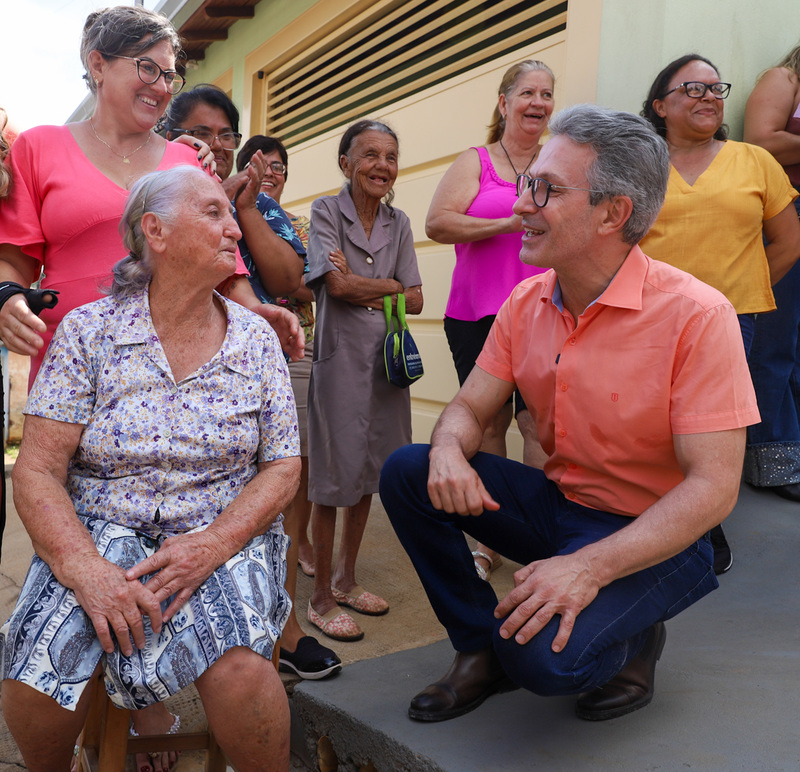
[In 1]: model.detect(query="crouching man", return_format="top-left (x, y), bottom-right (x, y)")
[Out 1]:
top-left (379, 104), bottom-right (759, 722)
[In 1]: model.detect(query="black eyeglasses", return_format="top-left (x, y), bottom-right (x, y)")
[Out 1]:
top-left (267, 162), bottom-right (287, 176)
top-left (516, 174), bottom-right (605, 207)
top-left (169, 128), bottom-right (243, 150)
top-left (102, 53), bottom-right (185, 94)
top-left (661, 81), bottom-right (731, 100)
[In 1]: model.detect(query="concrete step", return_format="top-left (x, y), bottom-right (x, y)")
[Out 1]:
top-left (289, 482), bottom-right (800, 771)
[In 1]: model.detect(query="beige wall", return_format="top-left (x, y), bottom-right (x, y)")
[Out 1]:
top-left (277, 35), bottom-right (568, 456)
top-left (182, 0), bottom-right (799, 458)
top-left (186, 1), bottom-right (571, 458)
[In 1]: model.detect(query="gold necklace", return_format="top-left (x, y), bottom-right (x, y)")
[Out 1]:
top-left (89, 120), bottom-right (152, 164)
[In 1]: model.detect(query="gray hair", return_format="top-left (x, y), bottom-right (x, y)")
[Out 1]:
top-left (81, 6), bottom-right (182, 96)
top-left (548, 104), bottom-right (669, 245)
top-left (338, 119), bottom-right (399, 209)
top-left (111, 165), bottom-right (205, 298)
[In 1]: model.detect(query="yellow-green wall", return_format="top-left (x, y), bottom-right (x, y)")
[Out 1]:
top-left (186, 0), bottom-right (318, 106)
top-left (182, 0), bottom-right (800, 456)
top-left (594, 0), bottom-right (799, 138)
top-left (188, 0), bottom-right (800, 141)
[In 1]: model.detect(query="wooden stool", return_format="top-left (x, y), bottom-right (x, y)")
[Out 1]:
top-left (75, 644), bottom-right (281, 771)
top-left (74, 674), bottom-right (226, 772)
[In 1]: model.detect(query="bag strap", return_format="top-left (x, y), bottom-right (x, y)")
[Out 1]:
top-left (395, 292), bottom-right (409, 330)
top-left (383, 295), bottom-right (394, 332)
top-left (383, 293), bottom-right (409, 332)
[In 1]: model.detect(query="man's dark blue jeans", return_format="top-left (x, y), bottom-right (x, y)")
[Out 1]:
top-left (380, 444), bottom-right (718, 696)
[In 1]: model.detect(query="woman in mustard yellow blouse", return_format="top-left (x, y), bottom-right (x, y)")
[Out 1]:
top-left (640, 54), bottom-right (800, 573)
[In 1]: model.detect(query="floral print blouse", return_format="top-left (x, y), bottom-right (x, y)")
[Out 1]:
top-left (25, 288), bottom-right (300, 538)
top-left (237, 192), bottom-right (306, 306)
top-left (278, 214), bottom-right (315, 345)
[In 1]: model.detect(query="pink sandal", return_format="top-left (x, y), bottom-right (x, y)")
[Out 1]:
top-left (331, 584), bottom-right (389, 616)
top-left (308, 601), bottom-right (364, 641)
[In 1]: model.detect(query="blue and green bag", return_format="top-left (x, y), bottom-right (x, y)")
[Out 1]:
top-left (383, 293), bottom-right (424, 388)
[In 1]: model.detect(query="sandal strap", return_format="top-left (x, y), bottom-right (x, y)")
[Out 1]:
top-left (472, 550), bottom-right (494, 581)
top-left (471, 550), bottom-right (493, 565)
top-left (129, 712), bottom-right (180, 738)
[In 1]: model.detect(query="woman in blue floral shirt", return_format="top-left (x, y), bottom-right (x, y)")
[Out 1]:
top-left (0, 167), bottom-right (299, 772)
top-left (163, 85), bottom-right (306, 305)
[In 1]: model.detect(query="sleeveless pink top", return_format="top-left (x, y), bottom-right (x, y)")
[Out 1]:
top-left (444, 146), bottom-right (545, 321)
top-left (785, 101), bottom-right (800, 187)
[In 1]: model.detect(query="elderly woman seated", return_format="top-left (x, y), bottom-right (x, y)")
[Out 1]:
top-left (0, 166), bottom-right (299, 772)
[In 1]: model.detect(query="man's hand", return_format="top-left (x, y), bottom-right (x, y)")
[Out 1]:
top-left (494, 551), bottom-right (601, 651)
top-left (71, 555), bottom-right (163, 656)
top-left (126, 530), bottom-right (229, 623)
top-left (427, 445), bottom-right (500, 516)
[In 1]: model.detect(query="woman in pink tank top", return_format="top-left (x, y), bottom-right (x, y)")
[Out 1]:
top-left (425, 60), bottom-right (555, 580)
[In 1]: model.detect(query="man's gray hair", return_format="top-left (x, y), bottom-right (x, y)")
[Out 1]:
top-left (548, 104), bottom-right (669, 245)
top-left (111, 165), bottom-right (204, 298)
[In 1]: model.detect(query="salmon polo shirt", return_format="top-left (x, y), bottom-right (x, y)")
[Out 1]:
top-left (477, 246), bottom-right (760, 517)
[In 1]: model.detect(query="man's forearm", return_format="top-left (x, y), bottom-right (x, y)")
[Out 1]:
top-left (430, 399), bottom-right (486, 462)
top-left (580, 430), bottom-right (744, 589)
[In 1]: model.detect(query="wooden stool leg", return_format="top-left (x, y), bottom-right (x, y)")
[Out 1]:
top-left (205, 733), bottom-right (227, 772)
top-left (75, 674), bottom-right (130, 772)
top-left (97, 699), bottom-right (130, 772)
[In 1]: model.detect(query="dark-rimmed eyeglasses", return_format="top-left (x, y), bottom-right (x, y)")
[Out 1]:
top-left (267, 162), bottom-right (287, 176)
top-left (661, 81), bottom-right (731, 100)
top-left (169, 128), bottom-right (242, 150)
top-left (102, 53), bottom-right (185, 94)
top-left (516, 174), bottom-right (605, 207)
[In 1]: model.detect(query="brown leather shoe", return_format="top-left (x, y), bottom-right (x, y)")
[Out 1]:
top-left (575, 622), bottom-right (667, 721)
top-left (408, 648), bottom-right (518, 722)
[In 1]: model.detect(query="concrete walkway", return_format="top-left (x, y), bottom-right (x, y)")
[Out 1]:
top-left (1, 463), bottom-right (799, 771)
top-left (291, 482), bottom-right (800, 771)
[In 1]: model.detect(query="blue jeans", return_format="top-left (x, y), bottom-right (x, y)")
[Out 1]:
top-left (738, 313), bottom-right (756, 358)
top-left (744, 257), bottom-right (800, 486)
top-left (380, 445), bottom-right (718, 696)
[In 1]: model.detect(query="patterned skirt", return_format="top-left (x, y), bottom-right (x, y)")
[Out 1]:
top-left (0, 516), bottom-right (290, 710)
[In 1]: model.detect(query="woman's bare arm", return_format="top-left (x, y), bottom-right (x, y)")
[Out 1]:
top-left (235, 158), bottom-right (303, 297)
top-left (127, 456), bottom-right (301, 621)
top-left (0, 244), bottom-right (49, 355)
top-left (764, 201), bottom-right (800, 284)
top-left (744, 67), bottom-right (800, 166)
top-left (323, 248), bottom-right (403, 306)
top-left (13, 416), bottom-right (163, 654)
top-left (425, 148), bottom-right (522, 244)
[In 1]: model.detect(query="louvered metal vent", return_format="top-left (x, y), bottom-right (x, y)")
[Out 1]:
top-left (264, 0), bottom-right (567, 145)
